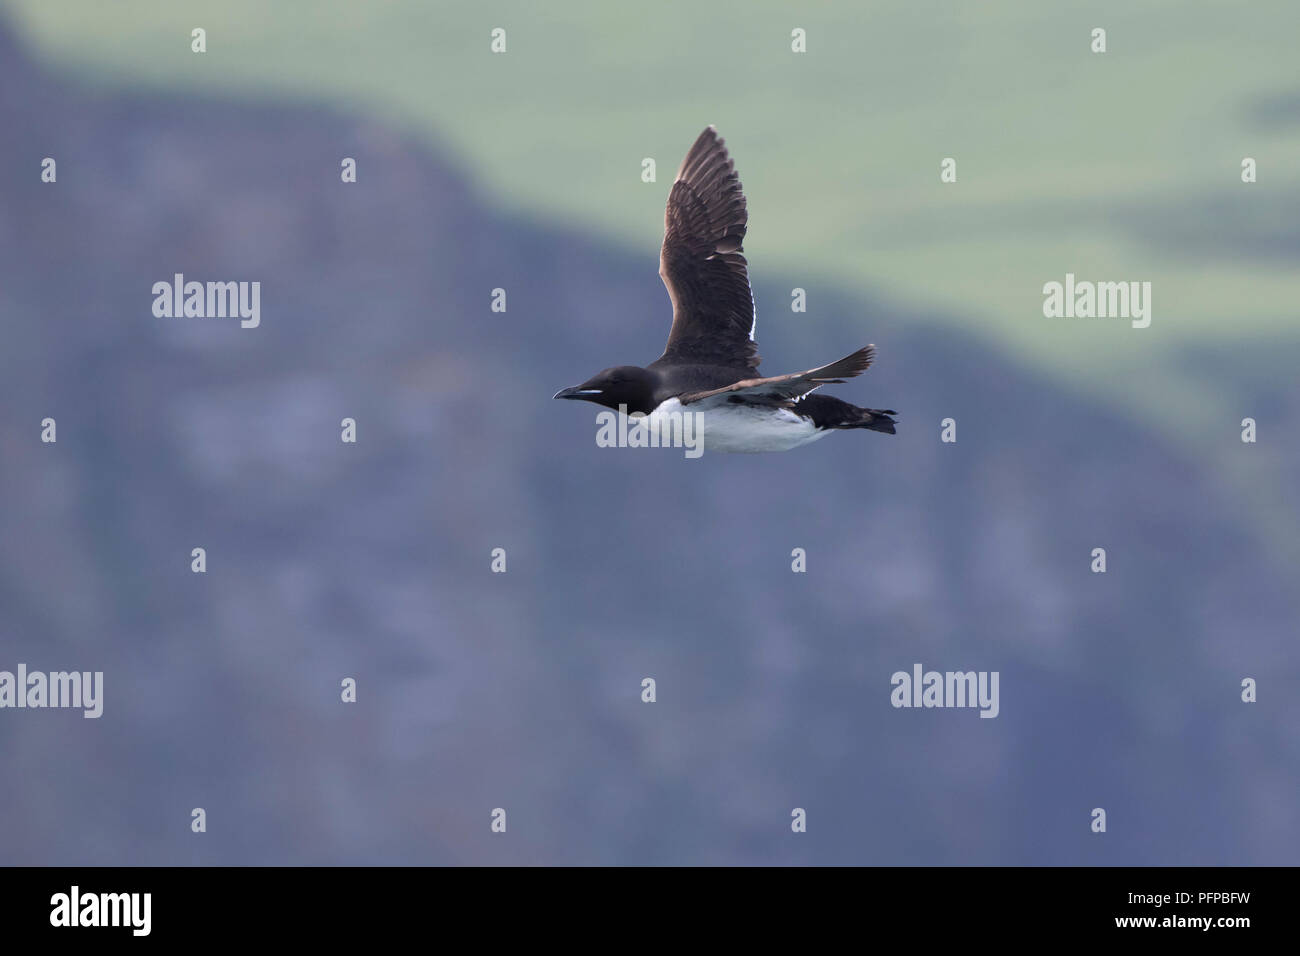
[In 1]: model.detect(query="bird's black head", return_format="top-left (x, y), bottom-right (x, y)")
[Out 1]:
top-left (553, 366), bottom-right (656, 415)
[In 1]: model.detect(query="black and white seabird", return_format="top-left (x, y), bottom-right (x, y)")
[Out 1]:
top-left (554, 126), bottom-right (897, 453)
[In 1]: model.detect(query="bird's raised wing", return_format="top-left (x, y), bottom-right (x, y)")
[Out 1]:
top-left (678, 346), bottom-right (876, 405)
top-left (652, 127), bottom-right (758, 372)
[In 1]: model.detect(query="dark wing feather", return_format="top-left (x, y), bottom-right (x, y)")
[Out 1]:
top-left (653, 127), bottom-right (758, 372)
top-left (678, 346), bottom-right (876, 405)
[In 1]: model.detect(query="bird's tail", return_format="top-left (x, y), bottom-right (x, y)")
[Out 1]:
top-left (798, 395), bottom-right (897, 434)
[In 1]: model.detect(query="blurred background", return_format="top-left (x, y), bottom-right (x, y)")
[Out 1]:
top-left (0, 0), bottom-right (1296, 864)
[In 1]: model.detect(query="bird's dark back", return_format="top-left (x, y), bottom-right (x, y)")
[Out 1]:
top-left (648, 361), bottom-right (752, 403)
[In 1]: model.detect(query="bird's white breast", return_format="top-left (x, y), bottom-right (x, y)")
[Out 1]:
top-left (642, 397), bottom-right (827, 454)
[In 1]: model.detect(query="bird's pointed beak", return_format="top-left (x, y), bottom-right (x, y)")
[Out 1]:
top-left (553, 385), bottom-right (598, 400)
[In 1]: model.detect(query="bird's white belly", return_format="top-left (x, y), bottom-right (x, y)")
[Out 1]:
top-left (642, 397), bottom-right (828, 454)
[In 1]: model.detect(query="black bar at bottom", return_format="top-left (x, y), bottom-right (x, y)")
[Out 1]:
top-left (0, 866), bottom-right (1282, 941)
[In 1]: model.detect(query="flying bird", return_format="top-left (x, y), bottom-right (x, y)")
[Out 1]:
top-left (554, 126), bottom-right (896, 453)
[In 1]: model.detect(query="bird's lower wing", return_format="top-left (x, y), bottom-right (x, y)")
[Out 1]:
top-left (678, 345), bottom-right (876, 405)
